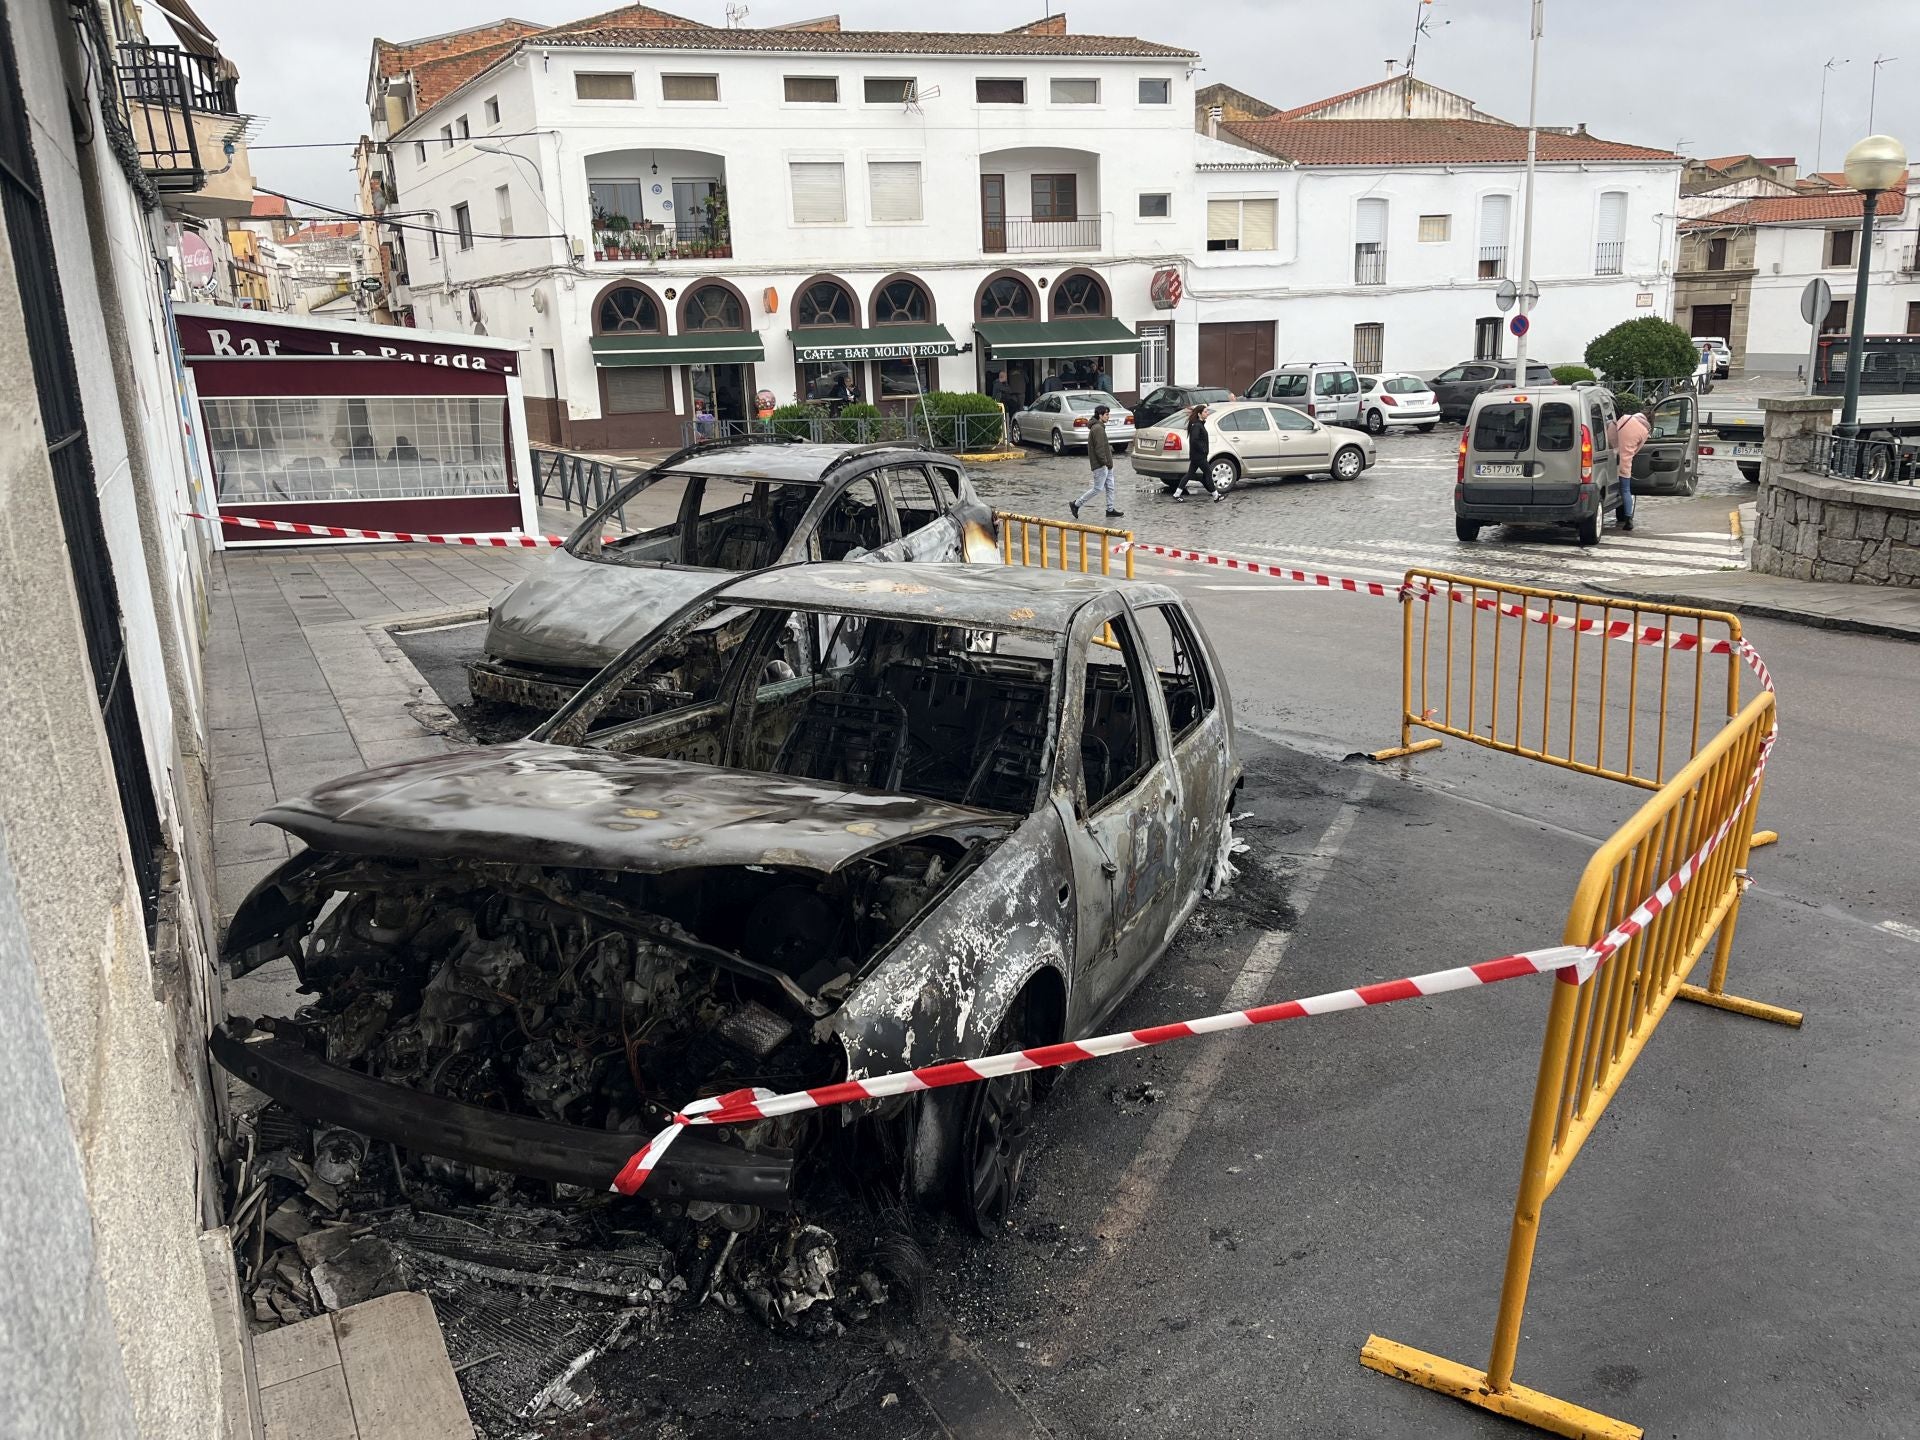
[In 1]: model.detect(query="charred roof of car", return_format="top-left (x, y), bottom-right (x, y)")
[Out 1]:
top-left (717, 561), bottom-right (1179, 634)
top-left (658, 441), bottom-right (946, 483)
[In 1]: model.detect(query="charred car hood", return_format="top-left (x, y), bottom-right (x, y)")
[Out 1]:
top-left (256, 742), bottom-right (1010, 875)
top-left (485, 552), bottom-right (725, 668)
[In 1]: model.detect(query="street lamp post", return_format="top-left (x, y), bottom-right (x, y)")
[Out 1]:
top-left (1836, 134), bottom-right (1909, 448)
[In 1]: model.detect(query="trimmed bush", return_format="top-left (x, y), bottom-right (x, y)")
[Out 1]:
top-left (919, 390), bottom-right (1007, 448)
top-left (829, 401), bottom-right (883, 443)
top-left (768, 402), bottom-right (826, 440)
top-left (1551, 364), bottom-right (1597, 385)
top-left (1584, 317), bottom-right (1699, 387)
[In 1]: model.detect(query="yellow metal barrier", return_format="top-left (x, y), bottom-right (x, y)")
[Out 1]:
top-left (993, 509), bottom-right (1134, 579)
top-left (1362, 689), bottom-right (1798, 1440)
top-left (1373, 569), bottom-right (1751, 791)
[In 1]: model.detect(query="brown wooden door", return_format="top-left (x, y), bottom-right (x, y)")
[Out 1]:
top-left (1197, 321), bottom-right (1275, 397)
top-left (1690, 303), bottom-right (1733, 338)
top-left (981, 175), bottom-right (1005, 253)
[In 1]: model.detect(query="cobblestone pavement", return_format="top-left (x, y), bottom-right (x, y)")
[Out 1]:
top-left (969, 423), bottom-right (1754, 593)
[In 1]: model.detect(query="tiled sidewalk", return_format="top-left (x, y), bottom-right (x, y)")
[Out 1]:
top-left (206, 541), bottom-right (539, 924)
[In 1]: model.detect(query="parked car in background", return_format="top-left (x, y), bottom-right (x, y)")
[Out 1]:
top-left (1242, 361), bottom-right (1362, 426)
top-left (1454, 383), bottom-right (1621, 546)
top-left (470, 439), bottom-right (998, 715)
top-left (1699, 337), bottom-right (1732, 378)
top-left (1010, 391), bottom-right (1136, 454)
top-left (1130, 399), bottom-right (1375, 492)
top-left (1357, 373), bottom-right (1440, 434)
top-left (215, 562), bottom-right (1241, 1233)
top-left (1133, 385), bottom-right (1236, 430)
top-left (1430, 359), bottom-right (1556, 422)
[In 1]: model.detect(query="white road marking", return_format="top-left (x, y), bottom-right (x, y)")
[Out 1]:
top-left (1878, 919), bottom-right (1920, 946)
top-left (399, 618), bottom-right (487, 634)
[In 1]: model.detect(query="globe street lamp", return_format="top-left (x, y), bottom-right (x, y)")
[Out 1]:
top-left (1836, 134), bottom-right (1909, 445)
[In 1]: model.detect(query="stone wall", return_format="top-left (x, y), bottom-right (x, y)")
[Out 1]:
top-left (1758, 394), bottom-right (1837, 485)
top-left (1751, 466), bottom-right (1920, 586)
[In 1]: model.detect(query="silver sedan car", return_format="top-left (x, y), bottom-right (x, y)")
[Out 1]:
top-left (1011, 390), bottom-right (1136, 455)
top-left (1130, 400), bottom-right (1376, 492)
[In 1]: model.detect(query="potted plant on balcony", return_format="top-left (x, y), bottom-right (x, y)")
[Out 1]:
top-left (598, 213), bottom-right (629, 260)
top-left (704, 187), bottom-right (731, 259)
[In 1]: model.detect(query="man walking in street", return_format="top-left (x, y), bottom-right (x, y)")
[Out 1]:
top-left (1070, 405), bottom-right (1123, 519)
top-left (1611, 400), bottom-right (1650, 531)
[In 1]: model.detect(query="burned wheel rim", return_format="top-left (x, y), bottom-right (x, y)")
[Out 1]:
top-left (958, 1056), bottom-right (1034, 1233)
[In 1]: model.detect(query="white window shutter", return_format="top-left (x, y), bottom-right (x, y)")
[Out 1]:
top-left (869, 161), bottom-right (922, 223)
top-left (1241, 199), bottom-right (1278, 250)
top-left (1479, 194), bottom-right (1511, 248)
top-left (1355, 197), bottom-right (1387, 246)
top-left (790, 162), bottom-right (846, 224)
top-left (1207, 200), bottom-right (1239, 244)
top-left (1597, 191), bottom-right (1627, 244)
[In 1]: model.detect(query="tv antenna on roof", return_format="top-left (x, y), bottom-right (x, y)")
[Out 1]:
top-left (905, 82), bottom-right (938, 114)
top-left (724, 2), bottom-right (748, 27)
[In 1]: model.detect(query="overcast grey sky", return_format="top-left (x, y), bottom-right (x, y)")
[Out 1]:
top-left (192, 0), bottom-right (1920, 212)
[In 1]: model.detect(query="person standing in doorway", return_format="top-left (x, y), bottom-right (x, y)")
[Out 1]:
top-left (1177, 404), bottom-right (1220, 502)
top-left (1611, 401), bottom-right (1649, 531)
top-left (1070, 404), bottom-right (1122, 519)
top-left (993, 369), bottom-right (1021, 434)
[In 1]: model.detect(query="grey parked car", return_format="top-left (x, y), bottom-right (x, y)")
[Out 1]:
top-left (1455, 383), bottom-right (1621, 545)
top-left (1430, 358), bottom-right (1556, 422)
top-left (470, 438), bottom-right (999, 715)
top-left (214, 563), bottom-right (1241, 1232)
top-left (1010, 390), bottom-right (1137, 454)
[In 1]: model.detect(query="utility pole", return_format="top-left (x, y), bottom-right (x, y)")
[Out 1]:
top-left (1511, 0), bottom-right (1543, 378)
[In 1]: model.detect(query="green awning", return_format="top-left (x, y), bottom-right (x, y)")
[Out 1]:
top-left (590, 333), bottom-right (766, 367)
top-left (791, 324), bottom-right (956, 363)
top-left (973, 318), bottom-right (1141, 359)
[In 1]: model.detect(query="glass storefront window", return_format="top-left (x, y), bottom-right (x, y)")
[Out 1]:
top-left (203, 395), bottom-right (509, 503)
top-left (874, 355), bottom-right (936, 400)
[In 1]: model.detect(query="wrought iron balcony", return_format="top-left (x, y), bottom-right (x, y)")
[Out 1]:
top-left (1478, 244), bottom-right (1507, 280)
top-left (115, 43), bottom-right (240, 194)
top-left (981, 214), bottom-right (1103, 254)
top-left (1354, 246), bottom-right (1387, 285)
top-left (1594, 240), bottom-right (1625, 275)
top-left (591, 216), bottom-right (733, 261)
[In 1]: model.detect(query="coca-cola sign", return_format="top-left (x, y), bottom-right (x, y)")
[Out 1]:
top-left (1150, 267), bottom-right (1184, 310)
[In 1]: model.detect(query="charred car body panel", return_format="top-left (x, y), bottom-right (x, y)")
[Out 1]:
top-left (218, 564), bottom-right (1239, 1218)
top-left (470, 439), bottom-right (1000, 714)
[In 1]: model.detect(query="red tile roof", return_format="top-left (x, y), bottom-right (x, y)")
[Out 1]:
top-left (283, 221), bottom-right (363, 243)
top-left (547, 26), bottom-right (1195, 56)
top-left (1222, 117), bottom-right (1675, 167)
top-left (249, 193), bottom-right (289, 217)
top-left (1683, 189), bottom-right (1909, 227)
top-left (1272, 77), bottom-right (1397, 120)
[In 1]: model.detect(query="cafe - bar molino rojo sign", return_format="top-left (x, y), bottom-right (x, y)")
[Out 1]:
top-left (792, 336), bottom-right (958, 363)
top-left (176, 311), bottom-right (519, 375)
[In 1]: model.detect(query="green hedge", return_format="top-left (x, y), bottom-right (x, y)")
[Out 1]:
top-left (1551, 364), bottom-right (1597, 385)
top-left (919, 391), bottom-right (1006, 448)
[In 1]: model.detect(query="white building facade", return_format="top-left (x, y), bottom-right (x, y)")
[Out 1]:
top-left (369, 19), bottom-right (1199, 449)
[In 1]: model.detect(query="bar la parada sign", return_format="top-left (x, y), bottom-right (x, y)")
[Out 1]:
top-left (203, 327), bottom-right (499, 370)
top-left (793, 339), bottom-right (957, 363)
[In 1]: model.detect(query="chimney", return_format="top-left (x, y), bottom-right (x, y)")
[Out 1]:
top-left (1575, 122), bottom-right (1588, 136)
top-left (1207, 105), bottom-right (1222, 139)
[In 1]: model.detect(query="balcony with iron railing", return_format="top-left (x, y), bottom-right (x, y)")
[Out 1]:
top-left (1901, 245), bottom-right (1920, 274)
top-left (1595, 240), bottom-right (1625, 275)
top-left (115, 42), bottom-right (252, 217)
top-left (591, 215), bottom-right (733, 262)
top-left (1478, 244), bottom-right (1507, 280)
top-left (1354, 245), bottom-right (1387, 285)
top-left (981, 214), bottom-right (1105, 254)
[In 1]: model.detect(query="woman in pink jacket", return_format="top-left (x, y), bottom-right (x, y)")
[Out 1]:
top-left (1611, 403), bottom-right (1651, 532)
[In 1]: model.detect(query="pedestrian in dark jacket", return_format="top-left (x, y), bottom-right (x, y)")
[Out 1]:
top-left (1179, 405), bottom-right (1220, 502)
top-left (1070, 405), bottom-right (1121, 519)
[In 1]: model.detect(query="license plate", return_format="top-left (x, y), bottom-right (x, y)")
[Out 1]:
top-left (1474, 463), bottom-right (1524, 477)
top-left (1729, 444), bottom-right (1761, 458)
top-left (1138, 437), bottom-right (1159, 452)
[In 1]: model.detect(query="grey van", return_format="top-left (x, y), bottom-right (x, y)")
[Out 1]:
top-left (1455, 384), bottom-right (1620, 546)
top-left (1243, 361), bottom-right (1362, 426)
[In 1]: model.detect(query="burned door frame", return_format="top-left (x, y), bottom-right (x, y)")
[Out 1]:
top-left (1054, 599), bottom-right (1180, 1021)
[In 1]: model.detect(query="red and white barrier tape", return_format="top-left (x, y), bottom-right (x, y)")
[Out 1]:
top-left (194, 511), bottom-right (571, 548)
top-left (1116, 540), bottom-right (1405, 598)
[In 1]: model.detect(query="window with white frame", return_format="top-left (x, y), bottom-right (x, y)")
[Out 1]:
top-left (976, 77), bottom-right (1026, 104)
top-left (663, 73), bottom-right (720, 103)
top-left (1138, 76), bottom-right (1171, 104)
top-left (455, 115), bottom-right (470, 141)
top-left (1595, 191), bottom-right (1627, 274)
top-left (790, 161), bottom-right (847, 224)
top-left (575, 72), bottom-right (635, 101)
top-left (427, 226), bottom-right (440, 259)
top-left (495, 184), bottom-right (513, 237)
top-left (868, 161), bottom-right (923, 223)
top-left (1478, 194), bottom-right (1511, 278)
top-left (1138, 322), bottom-right (1169, 388)
top-left (453, 203), bottom-right (473, 250)
top-left (202, 395), bottom-right (509, 502)
top-left (1206, 198), bottom-right (1276, 251)
top-left (1418, 213), bottom-right (1451, 243)
top-left (864, 76), bottom-right (915, 103)
top-left (438, 123), bottom-right (453, 149)
top-left (1353, 197), bottom-right (1387, 283)
top-left (483, 96), bottom-right (500, 126)
top-left (1050, 77), bottom-right (1099, 104)
top-left (414, 140), bottom-right (427, 164)
top-left (1139, 192), bottom-right (1171, 219)
top-left (1353, 322), bottom-right (1384, 373)
top-left (784, 75), bottom-right (838, 103)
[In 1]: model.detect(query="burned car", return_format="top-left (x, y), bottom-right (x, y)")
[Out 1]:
top-left (216, 563), bottom-right (1239, 1231)
top-left (470, 438), bottom-right (1000, 715)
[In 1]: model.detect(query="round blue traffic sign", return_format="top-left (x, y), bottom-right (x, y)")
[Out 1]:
top-left (1509, 313), bottom-right (1530, 338)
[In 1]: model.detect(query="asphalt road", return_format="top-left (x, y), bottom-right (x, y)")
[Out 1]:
top-left (393, 426), bottom-right (1919, 1440)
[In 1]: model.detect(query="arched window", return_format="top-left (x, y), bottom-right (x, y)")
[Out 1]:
top-left (978, 275), bottom-right (1035, 320)
top-left (596, 285), bottom-right (662, 334)
top-left (1050, 272), bottom-right (1107, 319)
top-left (873, 276), bottom-right (931, 325)
top-left (684, 283), bottom-right (745, 331)
top-left (796, 279), bottom-right (856, 328)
